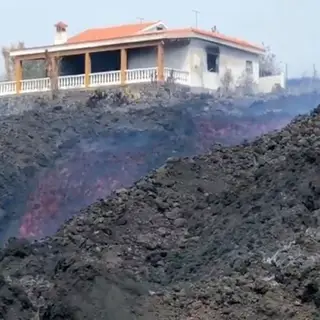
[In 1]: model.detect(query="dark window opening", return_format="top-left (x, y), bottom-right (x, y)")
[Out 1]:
top-left (60, 54), bottom-right (85, 75)
top-left (91, 50), bottom-right (120, 73)
top-left (207, 53), bottom-right (219, 73)
top-left (246, 60), bottom-right (253, 74)
top-left (59, 50), bottom-right (121, 76)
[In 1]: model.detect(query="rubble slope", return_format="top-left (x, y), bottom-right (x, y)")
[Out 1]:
top-left (0, 88), bottom-right (302, 241)
top-left (1, 104), bottom-right (320, 319)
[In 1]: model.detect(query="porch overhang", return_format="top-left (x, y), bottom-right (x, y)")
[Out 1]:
top-left (10, 40), bottom-right (163, 61)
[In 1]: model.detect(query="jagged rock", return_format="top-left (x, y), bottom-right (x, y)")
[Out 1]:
top-left (1, 90), bottom-right (320, 318)
top-left (173, 218), bottom-right (187, 228)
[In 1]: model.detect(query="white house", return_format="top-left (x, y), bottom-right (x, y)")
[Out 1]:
top-left (0, 20), bottom-right (285, 96)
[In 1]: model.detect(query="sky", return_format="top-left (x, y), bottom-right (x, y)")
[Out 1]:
top-left (0, 0), bottom-right (317, 78)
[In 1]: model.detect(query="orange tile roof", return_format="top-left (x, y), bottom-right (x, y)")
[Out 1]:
top-left (67, 21), bottom-right (264, 52)
top-left (192, 28), bottom-right (264, 51)
top-left (148, 28), bottom-right (264, 52)
top-left (192, 29), bottom-right (265, 51)
top-left (68, 21), bottom-right (158, 44)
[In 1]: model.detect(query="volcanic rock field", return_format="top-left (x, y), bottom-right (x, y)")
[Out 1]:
top-left (0, 85), bottom-right (320, 319)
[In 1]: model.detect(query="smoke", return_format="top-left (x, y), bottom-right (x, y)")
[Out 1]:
top-left (2, 91), bottom-right (320, 241)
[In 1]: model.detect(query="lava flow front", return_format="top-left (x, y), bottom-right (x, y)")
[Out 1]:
top-left (18, 113), bottom-right (291, 239)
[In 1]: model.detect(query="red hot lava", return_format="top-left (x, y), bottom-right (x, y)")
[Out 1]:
top-left (19, 116), bottom-right (291, 239)
top-left (19, 150), bottom-right (145, 239)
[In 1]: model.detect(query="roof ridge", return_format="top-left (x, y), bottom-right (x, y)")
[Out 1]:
top-left (77, 21), bottom-right (156, 33)
top-left (76, 21), bottom-right (157, 34)
top-left (67, 22), bottom-right (263, 52)
top-left (187, 27), bottom-right (263, 50)
top-left (94, 21), bottom-right (157, 30)
top-left (67, 20), bottom-right (160, 44)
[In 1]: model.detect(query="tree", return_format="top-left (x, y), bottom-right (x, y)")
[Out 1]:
top-left (1, 42), bottom-right (46, 81)
top-left (312, 64), bottom-right (318, 80)
top-left (236, 71), bottom-right (256, 95)
top-left (220, 67), bottom-right (234, 93)
top-left (44, 50), bottom-right (57, 98)
top-left (2, 42), bottom-right (24, 81)
top-left (44, 50), bottom-right (62, 99)
top-left (259, 44), bottom-right (280, 77)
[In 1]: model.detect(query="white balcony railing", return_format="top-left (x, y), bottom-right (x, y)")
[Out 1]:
top-left (58, 74), bottom-right (85, 89)
top-left (0, 68), bottom-right (190, 96)
top-left (89, 71), bottom-right (121, 87)
top-left (126, 68), bottom-right (158, 83)
top-left (21, 78), bottom-right (51, 93)
top-left (164, 68), bottom-right (190, 85)
top-left (0, 81), bottom-right (16, 95)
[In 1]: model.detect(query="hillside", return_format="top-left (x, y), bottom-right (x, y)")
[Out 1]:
top-left (0, 87), bottom-right (314, 242)
top-left (0, 90), bottom-right (319, 318)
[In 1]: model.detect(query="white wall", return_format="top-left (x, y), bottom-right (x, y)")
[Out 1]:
top-left (127, 47), bottom-right (157, 69)
top-left (187, 39), bottom-right (260, 91)
top-left (219, 45), bottom-right (260, 85)
top-left (127, 43), bottom-right (189, 71)
top-left (258, 73), bottom-right (286, 93)
top-left (126, 39), bottom-right (281, 94)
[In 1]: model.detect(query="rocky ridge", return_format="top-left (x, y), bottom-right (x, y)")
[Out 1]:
top-left (0, 101), bottom-right (320, 318)
top-left (0, 85), bottom-right (306, 241)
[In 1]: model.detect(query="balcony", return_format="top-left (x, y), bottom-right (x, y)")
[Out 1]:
top-left (0, 67), bottom-right (190, 96)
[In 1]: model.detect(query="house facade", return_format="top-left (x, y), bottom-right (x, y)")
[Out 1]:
top-left (0, 20), bottom-right (285, 96)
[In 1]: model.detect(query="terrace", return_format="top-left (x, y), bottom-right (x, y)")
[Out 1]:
top-left (0, 67), bottom-right (190, 96)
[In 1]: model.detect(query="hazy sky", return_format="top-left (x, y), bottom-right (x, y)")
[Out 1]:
top-left (0, 0), bottom-right (317, 78)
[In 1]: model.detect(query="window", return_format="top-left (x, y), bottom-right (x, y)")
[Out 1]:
top-left (207, 53), bottom-right (219, 73)
top-left (246, 60), bottom-right (253, 74)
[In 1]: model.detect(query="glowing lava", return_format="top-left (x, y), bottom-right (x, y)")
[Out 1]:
top-left (19, 115), bottom-right (291, 239)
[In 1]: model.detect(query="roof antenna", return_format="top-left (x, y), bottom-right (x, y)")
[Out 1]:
top-left (211, 25), bottom-right (217, 32)
top-left (192, 9), bottom-right (200, 28)
top-left (137, 17), bottom-right (144, 23)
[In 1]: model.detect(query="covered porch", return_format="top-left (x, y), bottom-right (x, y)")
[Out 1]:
top-left (0, 41), bottom-right (190, 96)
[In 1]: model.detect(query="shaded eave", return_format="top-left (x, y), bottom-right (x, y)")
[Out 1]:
top-left (10, 29), bottom-right (265, 59)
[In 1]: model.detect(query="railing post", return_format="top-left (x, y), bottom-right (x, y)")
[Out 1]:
top-left (15, 58), bottom-right (22, 93)
top-left (120, 48), bottom-right (127, 85)
top-left (85, 52), bottom-right (91, 88)
top-left (157, 41), bottom-right (164, 82)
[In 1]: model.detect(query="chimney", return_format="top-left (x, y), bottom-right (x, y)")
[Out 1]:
top-left (54, 21), bottom-right (68, 45)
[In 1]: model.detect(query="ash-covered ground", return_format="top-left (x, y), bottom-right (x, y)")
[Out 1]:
top-left (0, 85), bottom-right (320, 319)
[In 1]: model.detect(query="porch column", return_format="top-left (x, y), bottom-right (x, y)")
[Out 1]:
top-left (120, 48), bottom-right (127, 85)
top-left (15, 58), bottom-right (22, 94)
top-left (85, 52), bottom-right (91, 88)
top-left (157, 42), bottom-right (164, 82)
